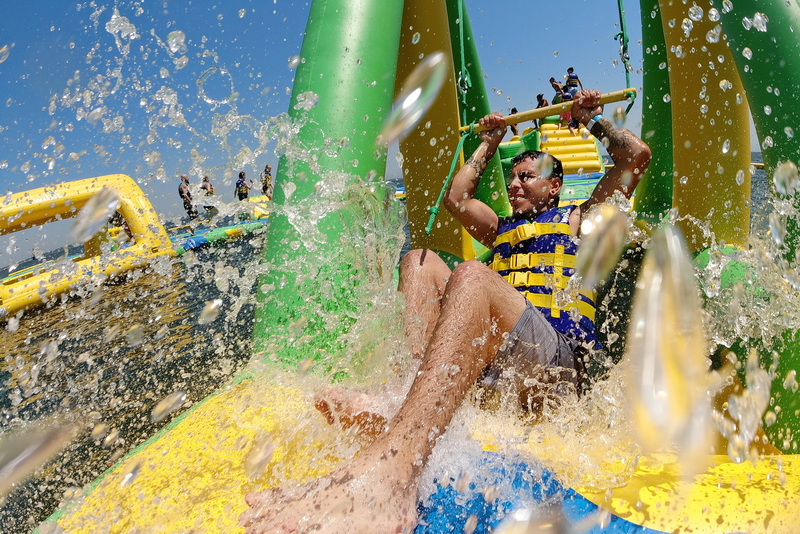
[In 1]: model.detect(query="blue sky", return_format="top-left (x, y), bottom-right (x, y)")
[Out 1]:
top-left (0, 0), bottom-right (651, 258)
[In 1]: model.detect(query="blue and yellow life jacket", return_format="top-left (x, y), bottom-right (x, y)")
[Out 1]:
top-left (566, 73), bottom-right (580, 88)
top-left (490, 205), bottom-right (599, 346)
top-left (236, 178), bottom-right (248, 195)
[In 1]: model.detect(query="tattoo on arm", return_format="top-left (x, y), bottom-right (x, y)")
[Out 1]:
top-left (592, 118), bottom-right (634, 151)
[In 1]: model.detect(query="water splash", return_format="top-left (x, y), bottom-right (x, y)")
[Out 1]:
top-left (198, 299), bottom-right (223, 324)
top-left (624, 226), bottom-right (713, 467)
top-left (119, 459), bottom-right (142, 488)
top-left (575, 204), bottom-right (630, 288)
top-left (150, 391), bottom-right (187, 423)
top-left (245, 434), bottom-right (276, 479)
top-left (377, 51), bottom-right (447, 146)
top-left (70, 187), bottom-right (121, 243)
top-left (0, 418), bottom-right (77, 497)
top-left (166, 30), bottom-right (187, 55)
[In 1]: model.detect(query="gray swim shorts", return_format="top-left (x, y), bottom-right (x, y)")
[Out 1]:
top-left (480, 300), bottom-right (584, 391)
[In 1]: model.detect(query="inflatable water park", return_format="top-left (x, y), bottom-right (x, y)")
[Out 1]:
top-left (2, 0), bottom-right (800, 532)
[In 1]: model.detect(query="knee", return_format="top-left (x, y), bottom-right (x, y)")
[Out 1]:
top-left (399, 249), bottom-right (449, 289)
top-left (447, 260), bottom-right (494, 291)
top-left (400, 249), bottom-right (445, 276)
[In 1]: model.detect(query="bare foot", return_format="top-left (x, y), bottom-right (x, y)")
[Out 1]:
top-left (313, 389), bottom-right (389, 439)
top-left (240, 450), bottom-right (419, 533)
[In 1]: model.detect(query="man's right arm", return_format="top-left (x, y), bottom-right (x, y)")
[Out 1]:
top-left (443, 113), bottom-right (506, 249)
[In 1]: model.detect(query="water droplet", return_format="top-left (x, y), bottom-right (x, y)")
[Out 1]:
top-left (722, 0), bottom-right (733, 14)
top-left (709, 8), bottom-right (721, 22)
top-left (612, 106), bottom-right (626, 127)
top-left (681, 18), bottom-right (694, 36)
top-left (377, 51), bottom-right (447, 146)
top-left (742, 47), bottom-right (753, 60)
top-left (753, 12), bottom-right (769, 32)
top-left (764, 105), bottom-right (772, 116)
top-left (198, 299), bottom-right (222, 324)
top-left (293, 91), bottom-right (319, 111)
top-left (0, 419), bottom-right (76, 496)
top-left (783, 370), bottom-right (798, 392)
top-left (624, 226), bottom-right (711, 459)
top-left (298, 359), bottom-right (314, 373)
top-left (463, 515), bottom-right (478, 534)
top-left (662, 93), bottom-right (672, 103)
top-left (103, 428), bottom-right (120, 448)
top-left (0, 44), bottom-right (9, 64)
top-left (151, 391), bottom-right (186, 422)
top-left (679, 175), bottom-right (689, 184)
top-left (688, 5), bottom-right (704, 21)
top-left (575, 204), bottom-right (629, 288)
top-left (71, 187), bottom-right (121, 243)
top-left (411, 32), bottom-right (421, 44)
top-left (769, 212), bottom-right (787, 245)
top-left (90, 423), bottom-right (109, 441)
top-left (765, 411), bottom-right (777, 427)
top-left (166, 30), bottom-right (187, 55)
top-left (722, 139), bottom-right (731, 154)
top-left (125, 324), bottom-right (144, 347)
top-left (154, 324), bottom-right (169, 340)
top-left (553, 50), bottom-right (559, 57)
top-left (120, 459), bottom-right (141, 488)
top-left (700, 104), bottom-right (708, 114)
top-left (707, 25), bottom-right (721, 43)
top-left (238, 8), bottom-right (246, 18)
top-left (495, 507), bottom-right (571, 534)
top-left (287, 55), bottom-right (300, 70)
top-left (735, 170), bottom-right (745, 186)
top-left (245, 435), bottom-right (276, 479)
top-left (773, 161), bottom-right (798, 195)
top-left (658, 61), bottom-right (667, 70)
top-left (785, 126), bottom-right (795, 139)
top-left (761, 136), bottom-right (774, 150)
top-left (719, 79), bottom-right (730, 91)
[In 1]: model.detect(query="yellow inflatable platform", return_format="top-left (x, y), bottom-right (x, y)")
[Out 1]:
top-left (0, 174), bottom-right (174, 318)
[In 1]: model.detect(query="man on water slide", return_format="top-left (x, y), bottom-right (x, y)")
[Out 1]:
top-left (240, 90), bottom-right (651, 533)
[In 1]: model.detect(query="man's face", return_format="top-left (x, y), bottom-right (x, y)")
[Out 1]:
top-left (506, 157), bottom-right (561, 217)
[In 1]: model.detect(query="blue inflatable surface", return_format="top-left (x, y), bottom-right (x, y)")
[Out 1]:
top-left (416, 452), bottom-right (664, 533)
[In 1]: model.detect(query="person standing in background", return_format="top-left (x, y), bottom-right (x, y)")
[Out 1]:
top-left (565, 66), bottom-right (583, 98)
top-left (200, 176), bottom-right (217, 218)
top-left (509, 108), bottom-right (519, 137)
top-left (534, 94), bottom-right (549, 129)
top-left (235, 171), bottom-right (253, 201)
top-left (260, 164), bottom-right (273, 198)
top-left (178, 174), bottom-right (198, 219)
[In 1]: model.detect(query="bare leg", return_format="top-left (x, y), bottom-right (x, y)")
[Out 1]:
top-left (398, 249), bottom-right (451, 359)
top-left (310, 249), bottom-right (450, 439)
top-left (241, 261), bottom-right (527, 533)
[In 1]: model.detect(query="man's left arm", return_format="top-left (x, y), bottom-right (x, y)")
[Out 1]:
top-left (571, 90), bottom-right (651, 216)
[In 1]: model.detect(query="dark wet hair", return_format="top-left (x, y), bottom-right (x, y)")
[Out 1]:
top-left (511, 150), bottom-right (564, 181)
top-left (239, 171), bottom-right (245, 179)
top-left (568, 67), bottom-right (574, 73)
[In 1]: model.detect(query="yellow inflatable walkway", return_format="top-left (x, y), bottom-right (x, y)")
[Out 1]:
top-left (539, 121), bottom-right (605, 175)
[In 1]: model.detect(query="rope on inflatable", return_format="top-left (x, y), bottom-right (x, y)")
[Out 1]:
top-left (426, 126), bottom-right (473, 235)
top-left (614, 0), bottom-right (636, 115)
